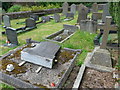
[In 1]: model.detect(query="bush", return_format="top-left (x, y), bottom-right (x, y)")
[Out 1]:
top-left (8, 5), bottom-right (22, 12)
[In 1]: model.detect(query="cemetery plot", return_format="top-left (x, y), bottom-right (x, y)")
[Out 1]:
top-left (45, 25), bottom-right (78, 43)
top-left (0, 43), bottom-right (81, 88)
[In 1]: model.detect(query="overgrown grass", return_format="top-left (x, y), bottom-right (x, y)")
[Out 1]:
top-left (0, 83), bottom-right (14, 90)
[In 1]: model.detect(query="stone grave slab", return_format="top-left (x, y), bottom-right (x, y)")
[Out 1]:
top-left (80, 20), bottom-right (97, 33)
top-left (62, 2), bottom-right (69, 16)
top-left (90, 48), bottom-right (112, 67)
top-left (77, 4), bottom-right (88, 23)
top-left (70, 4), bottom-right (76, 15)
top-left (21, 41), bottom-right (60, 68)
top-left (30, 14), bottom-right (39, 21)
top-left (54, 13), bottom-right (60, 22)
top-left (4, 27), bottom-right (18, 47)
top-left (3, 15), bottom-right (11, 27)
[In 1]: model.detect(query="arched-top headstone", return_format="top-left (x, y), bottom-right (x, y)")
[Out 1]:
top-left (3, 15), bottom-right (11, 27)
top-left (70, 4), bottom-right (76, 15)
top-left (92, 3), bottom-right (98, 12)
top-left (77, 4), bottom-right (88, 23)
top-left (62, 2), bottom-right (69, 16)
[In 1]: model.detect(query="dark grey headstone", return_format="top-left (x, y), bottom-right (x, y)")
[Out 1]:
top-left (70, 4), bottom-right (76, 15)
top-left (80, 20), bottom-right (97, 33)
top-left (92, 3), bottom-right (98, 12)
top-left (77, 4), bottom-right (88, 23)
top-left (54, 13), bottom-right (60, 22)
top-left (21, 41), bottom-right (60, 68)
top-left (102, 3), bottom-right (110, 22)
top-left (30, 14), bottom-right (39, 21)
top-left (25, 18), bottom-right (36, 28)
top-left (41, 16), bottom-right (50, 22)
top-left (66, 13), bottom-right (74, 19)
top-left (6, 27), bottom-right (18, 45)
top-left (3, 15), bottom-right (11, 27)
top-left (63, 24), bottom-right (78, 31)
top-left (62, 2), bottom-right (69, 15)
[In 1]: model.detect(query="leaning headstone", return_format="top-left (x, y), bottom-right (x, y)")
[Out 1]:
top-left (62, 2), bottom-right (69, 16)
top-left (70, 4), bottom-right (76, 15)
top-left (80, 20), bottom-right (97, 33)
top-left (21, 41), bottom-right (60, 68)
top-left (102, 3), bottom-right (110, 23)
top-left (3, 15), bottom-right (11, 27)
top-left (77, 4), bottom-right (88, 23)
top-left (5, 27), bottom-right (18, 46)
top-left (54, 13), bottom-right (60, 22)
top-left (25, 18), bottom-right (36, 28)
top-left (30, 14), bottom-right (39, 21)
top-left (41, 16), bottom-right (50, 22)
top-left (92, 3), bottom-right (98, 12)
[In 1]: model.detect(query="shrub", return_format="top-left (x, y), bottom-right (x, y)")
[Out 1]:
top-left (8, 5), bottom-right (22, 12)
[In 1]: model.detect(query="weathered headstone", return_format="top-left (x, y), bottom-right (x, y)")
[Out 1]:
top-left (97, 16), bottom-right (117, 49)
top-left (3, 15), bottom-right (11, 27)
top-left (21, 41), bottom-right (60, 68)
top-left (77, 4), bottom-right (88, 23)
top-left (62, 2), bottom-right (69, 16)
top-left (63, 24), bottom-right (78, 31)
top-left (30, 14), bottom-right (39, 21)
top-left (102, 3), bottom-right (110, 23)
top-left (80, 20), bottom-right (97, 33)
top-left (70, 4), bottom-right (76, 15)
top-left (41, 16), bottom-right (50, 22)
top-left (25, 18), bottom-right (36, 28)
top-left (92, 12), bottom-right (102, 21)
top-left (54, 13), bottom-right (60, 22)
top-left (92, 3), bottom-right (98, 12)
top-left (66, 13), bottom-right (74, 19)
top-left (5, 27), bottom-right (18, 46)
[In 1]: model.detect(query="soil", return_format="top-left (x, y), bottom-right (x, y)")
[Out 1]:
top-left (80, 68), bottom-right (115, 88)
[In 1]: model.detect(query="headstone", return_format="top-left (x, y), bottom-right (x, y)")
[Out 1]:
top-left (5, 27), bottom-right (18, 46)
top-left (54, 13), bottom-right (60, 22)
top-left (102, 3), bottom-right (110, 23)
top-left (80, 20), bottom-right (97, 33)
top-left (62, 2), bottom-right (69, 16)
top-left (92, 3), bottom-right (98, 12)
top-left (66, 13), bottom-right (74, 19)
top-left (97, 16), bottom-right (117, 49)
top-left (21, 41), bottom-right (60, 68)
top-left (90, 48), bottom-right (112, 67)
top-left (3, 15), bottom-right (11, 27)
top-left (41, 16), bottom-right (50, 22)
top-left (92, 12), bottom-right (102, 21)
top-left (70, 4), bottom-right (76, 15)
top-left (0, 8), bottom-right (2, 24)
top-left (25, 18), bottom-right (36, 28)
top-left (63, 24), bottom-right (78, 31)
top-left (30, 14), bottom-right (39, 21)
top-left (77, 4), bottom-right (88, 23)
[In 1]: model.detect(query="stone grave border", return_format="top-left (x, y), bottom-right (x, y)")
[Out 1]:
top-left (45, 29), bottom-right (77, 43)
top-left (0, 44), bottom-right (80, 88)
top-left (72, 46), bottom-right (119, 89)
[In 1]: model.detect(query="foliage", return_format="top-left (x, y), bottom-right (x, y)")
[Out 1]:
top-left (0, 83), bottom-right (14, 90)
top-left (8, 5), bottom-right (22, 12)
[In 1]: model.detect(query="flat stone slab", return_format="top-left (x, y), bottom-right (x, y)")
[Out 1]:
top-left (21, 41), bottom-right (60, 68)
top-left (90, 48), bottom-right (112, 67)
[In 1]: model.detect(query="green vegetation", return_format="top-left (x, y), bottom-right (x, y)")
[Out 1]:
top-left (0, 83), bottom-right (14, 90)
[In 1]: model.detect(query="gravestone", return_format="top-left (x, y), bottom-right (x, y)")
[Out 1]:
top-left (5, 27), bottom-right (18, 46)
top-left (62, 2), bottom-right (69, 16)
top-left (66, 13), bottom-right (74, 19)
top-left (97, 16), bottom-right (117, 49)
top-left (3, 15), bottom-right (11, 27)
top-left (102, 3), bottom-right (110, 23)
top-left (77, 4), bottom-right (88, 23)
top-left (21, 41), bottom-right (60, 68)
top-left (80, 20), bottom-right (97, 33)
top-left (92, 3), bottom-right (98, 12)
top-left (25, 18), bottom-right (36, 28)
top-left (41, 16), bottom-right (50, 22)
top-left (54, 13), bottom-right (60, 22)
top-left (30, 14), bottom-right (39, 21)
top-left (0, 8), bottom-right (2, 24)
top-left (63, 24), bottom-right (78, 31)
top-left (92, 12), bottom-right (102, 21)
top-left (70, 4), bottom-right (76, 15)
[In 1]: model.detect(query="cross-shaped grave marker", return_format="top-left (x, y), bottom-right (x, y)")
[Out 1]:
top-left (97, 16), bottom-right (118, 49)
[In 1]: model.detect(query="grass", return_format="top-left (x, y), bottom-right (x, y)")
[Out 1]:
top-left (0, 83), bottom-right (14, 90)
